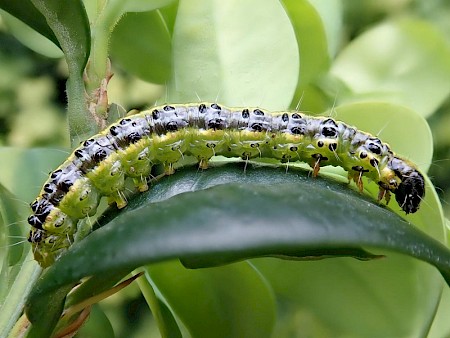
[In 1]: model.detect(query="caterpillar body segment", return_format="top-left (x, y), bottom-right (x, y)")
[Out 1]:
top-left (27, 103), bottom-right (425, 267)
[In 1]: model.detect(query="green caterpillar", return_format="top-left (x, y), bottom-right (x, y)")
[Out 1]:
top-left (27, 103), bottom-right (425, 267)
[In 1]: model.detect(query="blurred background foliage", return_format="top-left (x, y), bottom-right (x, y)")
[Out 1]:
top-left (1, 0), bottom-right (450, 337)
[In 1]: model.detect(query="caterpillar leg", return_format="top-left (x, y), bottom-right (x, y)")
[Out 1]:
top-left (198, 158), bottom-right (209, 170)
top-left (349, 166), bottom-right (368, 193)
top-left (311, 154), bottom-right (325, 178)
top-left (164, 163), bottom-right (176, 175)
top-left (133, 176), bottom-right (149, 192)
top-left (108, 190), bottom-right (127, 209)
top-left (377, 186), bottom-right (391, 205)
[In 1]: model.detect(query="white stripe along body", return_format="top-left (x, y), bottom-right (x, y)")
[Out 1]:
top-left (27, 103), bottom-right (425, 267)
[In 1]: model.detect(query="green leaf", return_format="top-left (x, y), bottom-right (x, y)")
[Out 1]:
top-left (0, 147), bottom-right (69, 203)
top-left (253, 254), bottom-right (443, 337)
top-left (0, 0), bottom-right (59, 47)
top-left (0, 9), bottom-right (63, 58)
top-left (31, 0), bottom-right (91, 72)
top-left (331, 18), bottom-right (450, 117)
top-left (282, 0), bottom-right (330, 86)
top-left (158, 0), bottom-right (179, 35)
top-left (168, 0), bottom-right (299, 110)
top-left (308, 0), bottom-right (343, 58)
top-left (0, 184), bottom-right (26, 269)
top-left (429, 284), bottom-right (450, 338)
top-left (76, 304), bottom-right (115, 338)
top-left (110, 11), bottom-right (172, 84)
top-left (281, 0), bottom-right (331, 112)
top-left (121, 0), bottom-right (176, 13)
top-left (85, 0), bottom-right (175, 90)
top-left (64, 269), bottom-right (132, 309)
top-left (145, 260), bottom-right (276, 338)
top-left (29, 0), bottom-right (90, 73)
top-left (25, 283), bottom-right (76, 338)
top-left (25, 163), bottom-right (450, 334)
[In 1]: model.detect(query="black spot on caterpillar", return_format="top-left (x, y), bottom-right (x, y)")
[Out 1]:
top-left (27, 103), bottom-right (425, 267)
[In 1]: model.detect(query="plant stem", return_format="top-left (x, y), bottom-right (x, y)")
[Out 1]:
top-left (136, 270), bottom-right (171, 338)
top-left (67, 72), bottom-right (95, 147)
top-left (87, 0), bottom-right (124, 94)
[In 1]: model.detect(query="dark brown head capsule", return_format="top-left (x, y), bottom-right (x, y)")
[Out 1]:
top-left (394, 169), bottom-right (425, 214)
top-left (389, 157), bottom-right (425, 214)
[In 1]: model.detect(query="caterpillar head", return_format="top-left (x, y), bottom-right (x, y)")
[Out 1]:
top-left (388, 157), bottom-right (425, 214)
top-left (394, 169), bottom-right (425, 214)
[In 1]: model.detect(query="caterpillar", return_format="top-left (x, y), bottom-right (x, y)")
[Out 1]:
top-left (27, 102), bottom-right (425, 267)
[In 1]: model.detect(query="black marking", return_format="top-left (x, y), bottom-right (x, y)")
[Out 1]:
top-left (321, 119), bottom-right (339, 138)
top-left (322, 127), bottom-right (337, 138)
top-left (312, 153), bottom-right (328, 161)
top-left (120, 118), bottom-right (131, 126)
top-left (109, 126), bottom-right (119, 136)
top-left (199, 104), bottom-right (207, 114)
top-left (250, 123), bottom-right (263, 132)
top-left (152, 109), bottom-right (160, 120)
top-left (207, 118), bottom-right (225, 130)
top-left (74, 149), bottom-right (84, 158)
top-left (30, 200), bottom-right (39, 212)
top-left (127, 132), bottom-right (142, 143)
top-left (242, 109), bottom-right (250, 119)
top-left (282, 113), bottom-right (289, 122)
top-left (291, 113), bottom-right (302, 119)
top-left (317, 141), bottom-right (324, 147)
top-left (253, 109), bottom-right (264, 116)
top-left (27, 215), bottom-right (43, 229)
top-left (352, 165), bottom-right (369, 173)
top-left (50, 191), bottom-right (65, 205)
top-left (50, 169), bottom-right (62, 179)
top-left (360, 151), bottom-right (367, 159)
top-left (29, 230), bottom-right (43, 243)
top-left (370, 158), bottom-right (379, 167)
top-left (290, 127), bottom-right (302, 135)
top-left (60, 180), bottom-right (73, 192)
top-left (211, 103), bottom-right (221, 110)
top-left (166, 121), bottom-right (178, 132)
top-left (93, 149), bottom-right (108, 162)
top-left (83, 138), bottom-right (95, 147)
top-left (328, 143), bottom-right (337, 151)
top-left (43, 184), bottom-right (55, 194)
top-left (367, 139), bottom-right (382, 155)
top-left (164, 105), bottom-right (175, 111)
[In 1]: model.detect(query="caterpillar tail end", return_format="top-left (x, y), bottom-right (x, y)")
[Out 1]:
top-left (28, 229), bottom-right (71, 268)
